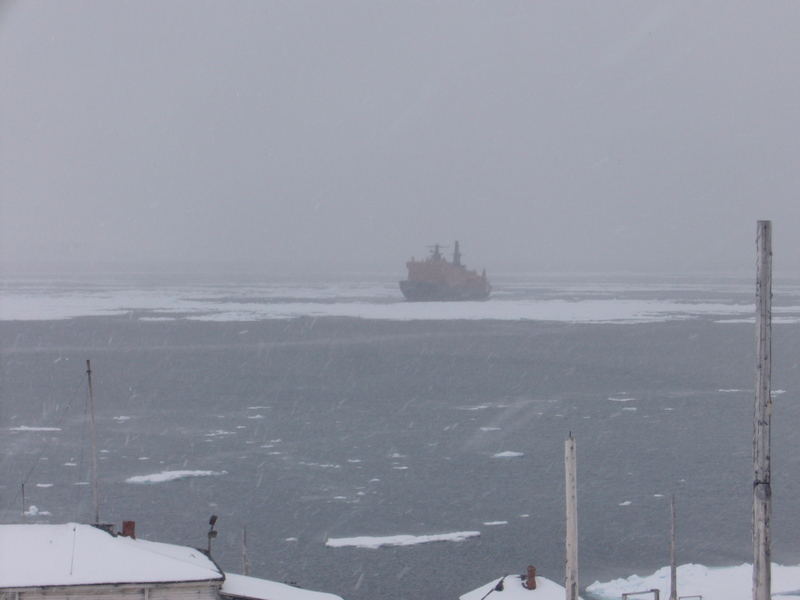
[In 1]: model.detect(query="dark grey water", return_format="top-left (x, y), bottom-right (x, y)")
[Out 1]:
top-left (2, 278), bottom-right (800, 599)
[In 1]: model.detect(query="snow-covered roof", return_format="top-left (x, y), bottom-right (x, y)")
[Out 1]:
top-left (460, 574), bottom-right (582, 600)
top-left (0, 523), bottom-right (223, 589)
top-left (220, 573), bottom-right (343, 600)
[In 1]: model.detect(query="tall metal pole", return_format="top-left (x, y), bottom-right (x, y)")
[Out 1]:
top-left (753, 220), bottom-right (772, 600)
top-left (565, 433), bottom-right (578, 600)
top-left (669, 495), bottom-right (677, 600)
top-left (87, 359), bottom-right (100, 524)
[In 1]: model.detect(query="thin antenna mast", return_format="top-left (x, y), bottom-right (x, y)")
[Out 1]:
top-left (87, 360), bottom-right (100, 524)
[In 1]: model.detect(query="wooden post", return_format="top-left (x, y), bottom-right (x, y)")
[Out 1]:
top-left (753, 220), bottom-right (772, 600)
top-left (565, 434), bottom-right (578, 600)
top-left (669, 495), bottom-right (677, 600)
top-left (87, 359), bottom-right (100, 525)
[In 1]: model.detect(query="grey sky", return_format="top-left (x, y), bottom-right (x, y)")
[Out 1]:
top-left (1, 1), bottom-right (799, 275)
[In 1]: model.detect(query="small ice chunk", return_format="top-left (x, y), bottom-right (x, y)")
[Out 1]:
top-left (126, 470), bottom-right (227, 484)
top-left (326, 531), bottom-right (480, 549)
top-left (9, 426), bottom-right (61, 432)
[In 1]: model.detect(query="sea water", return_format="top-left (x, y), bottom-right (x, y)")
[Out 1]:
top-left (2, 273), bottom-right (800, 600)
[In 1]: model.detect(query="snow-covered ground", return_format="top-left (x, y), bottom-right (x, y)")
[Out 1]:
top-left (587, 563), bottom-right (800, 600)
top-left (460, 574), bottom-right (577, 600)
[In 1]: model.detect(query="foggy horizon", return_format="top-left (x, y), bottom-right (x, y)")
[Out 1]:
top-left (2, 2), bottom-right (799, 278)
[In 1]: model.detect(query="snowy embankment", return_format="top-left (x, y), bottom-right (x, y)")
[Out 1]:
top-left (587, 563), bottom-right (800, 600)
top-left (325, 531), bottom-right (480, 549)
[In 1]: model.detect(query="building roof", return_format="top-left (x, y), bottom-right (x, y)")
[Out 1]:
top-left (0, 523), bottom-right (224, 589)
top-left (220, 573), bottom-right (343, 600)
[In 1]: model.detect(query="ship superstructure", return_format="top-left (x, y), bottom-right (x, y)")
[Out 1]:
top-left (399, 241), bottom-right (490, 301)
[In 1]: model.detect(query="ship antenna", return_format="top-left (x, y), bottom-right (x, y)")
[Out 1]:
top-left (453, 241), bottom-right (462, 266)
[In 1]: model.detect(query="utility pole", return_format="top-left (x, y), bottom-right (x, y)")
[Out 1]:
top-left (753, 220), bottom-right (772, 600)
top-left (242, 525), bottom-right (251, 576)
top-left (669, 495), bottom-right (677, 600)
top-left (565, 433), bottom-right (578, 600)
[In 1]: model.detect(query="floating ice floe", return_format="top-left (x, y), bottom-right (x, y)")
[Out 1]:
top-left (326, 531), bottom-right (480, 549)
top-left (9, 426), bottom-right (61, 432)
top-left (587, 562), bottom-right (800, 600)
top-left (126, 470), bottom-right (227, 484)
top-left (493, 451), bottom-right (524, 458)
top-left (24, 505), bottom-right (51, 516)
top-left (2, 283), bottom-right (782, 324)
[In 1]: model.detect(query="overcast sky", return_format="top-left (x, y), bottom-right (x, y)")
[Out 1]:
top-left (1, 1), bottom-right (798, 276)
